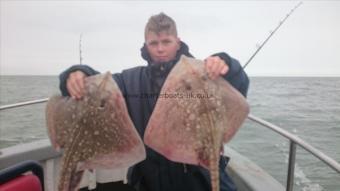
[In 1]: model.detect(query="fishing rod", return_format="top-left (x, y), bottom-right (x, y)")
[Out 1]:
top-left (0, 33), bottom-right (84, 111)
top-left (79, 33), bottom-right (83, 65)
top-left (0, 2), bottom-right (303, 111)
top-left (243, 1), bottom-right (303, 69)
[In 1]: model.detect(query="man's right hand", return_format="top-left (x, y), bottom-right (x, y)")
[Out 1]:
top-left (66, 71), bottom-right (86, 99)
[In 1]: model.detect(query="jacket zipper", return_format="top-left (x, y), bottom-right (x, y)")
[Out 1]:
top-left (183, 163), bottom-right (187, 173)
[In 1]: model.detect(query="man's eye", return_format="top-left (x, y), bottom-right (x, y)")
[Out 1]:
top-left (149, 42), bottom-right (158, 46)
top-left (162, 40), bottom-right (171, 45)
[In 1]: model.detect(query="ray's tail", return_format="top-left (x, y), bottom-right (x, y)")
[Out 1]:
top-left (58, 156), bottom-right (84, 191)
top-left (209, 153), bottom-right (220, 191)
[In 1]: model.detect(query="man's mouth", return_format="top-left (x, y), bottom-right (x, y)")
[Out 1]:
top-left (157, 56), bottom-right (168, 61)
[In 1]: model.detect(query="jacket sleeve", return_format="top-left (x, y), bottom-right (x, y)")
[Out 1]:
top-left (212, 52), bottom-right (250, 97)
top-left (59, 64), bottom-right (127, 98)
top-left (112, 73), bottom-right (127, 98)
top-left (59, 64), bottom-right (100, 96)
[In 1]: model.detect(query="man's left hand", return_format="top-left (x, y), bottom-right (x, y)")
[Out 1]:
top-left (204, 56), bottom-right (229, 80)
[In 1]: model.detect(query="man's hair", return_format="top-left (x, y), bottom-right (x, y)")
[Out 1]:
top-left (144, 12), bottom-right (177, 39)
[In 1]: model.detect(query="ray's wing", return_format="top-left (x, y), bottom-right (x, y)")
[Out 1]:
top-left (144, 56), bottom-right (249, 167)
top-left (46, 96), bottom-right (81, 150)
top-left (75, 81), bottom-right (146, 170)
top-left (49, 73), bottom-right (146, 191)
top-left (144, 56), bottom-right (249, 191)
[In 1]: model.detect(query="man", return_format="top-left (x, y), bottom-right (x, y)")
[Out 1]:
top-left (59, 13), bottom-right (249, 191)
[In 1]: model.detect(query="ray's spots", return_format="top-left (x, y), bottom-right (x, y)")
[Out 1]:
top-left (46, 72), bottom-right (146, 191)
top-left (144, 56), bottom-right (249, 191)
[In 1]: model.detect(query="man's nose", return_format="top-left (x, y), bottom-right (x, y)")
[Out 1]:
top-left (157, 44), bottom-right (165, 52)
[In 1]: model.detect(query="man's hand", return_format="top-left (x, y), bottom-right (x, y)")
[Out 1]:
top-left (204, 56), bottom-right (229, 80)
top-left (66, 71), bottom-right (86, 99)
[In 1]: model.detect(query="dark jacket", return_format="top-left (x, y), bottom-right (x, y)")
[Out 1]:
top-left (59, 41), bottom-right (249, 191)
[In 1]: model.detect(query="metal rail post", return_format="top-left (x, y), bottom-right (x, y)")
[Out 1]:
top-left (286, 141), bottom-right (297, 191)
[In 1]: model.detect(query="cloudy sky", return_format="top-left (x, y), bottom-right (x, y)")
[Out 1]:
top-left (1, 1), bottom-right (339, 76)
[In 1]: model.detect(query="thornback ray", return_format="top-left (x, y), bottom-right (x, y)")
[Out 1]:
top-left (144, 56), bottom-right (249, 191)
top-left (46, 72), bottom-right (146, 191)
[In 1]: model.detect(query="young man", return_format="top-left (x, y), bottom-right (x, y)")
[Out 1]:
top-left (59, 13), bottom-right (249, 191)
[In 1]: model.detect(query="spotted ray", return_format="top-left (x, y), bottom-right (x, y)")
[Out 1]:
top-left (144, 56), bottom-right (249, 191)
top-left (46, 72), bottom-right (146, 191)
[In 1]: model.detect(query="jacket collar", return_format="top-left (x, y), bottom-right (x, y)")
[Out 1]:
top-left (140, 41), bottom-right (193, 78)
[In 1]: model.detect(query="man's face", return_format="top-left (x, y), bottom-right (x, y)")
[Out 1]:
top-left (145, 31), bottom-right (180, 63)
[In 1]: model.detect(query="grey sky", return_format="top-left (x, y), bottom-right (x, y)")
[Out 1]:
top-left (1, 1), bottom-right (339, 76)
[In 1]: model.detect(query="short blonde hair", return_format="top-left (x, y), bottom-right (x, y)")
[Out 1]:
top-left (144, 12), bottom-right (177, 39)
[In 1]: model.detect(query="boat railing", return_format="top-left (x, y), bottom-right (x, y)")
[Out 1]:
top-left (247, 114), bottom-right (340, 191)
top-left (1, 98), bottom-right (339, 191)
top-left (0, 98), bottom-right (49, 110)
